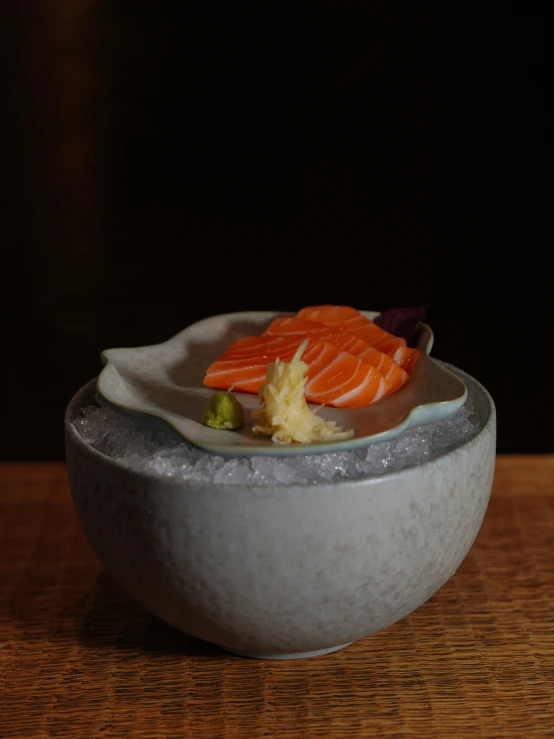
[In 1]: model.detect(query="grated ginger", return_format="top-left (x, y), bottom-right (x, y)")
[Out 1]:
top-left (251, 340), bottom-right (355, 445)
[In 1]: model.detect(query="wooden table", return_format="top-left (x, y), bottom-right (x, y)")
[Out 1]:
top-left (1, 458), bottom-right (553, 738)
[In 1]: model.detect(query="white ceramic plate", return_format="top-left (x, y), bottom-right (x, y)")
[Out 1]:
top-left (97, 310), bottom-right (467, 456)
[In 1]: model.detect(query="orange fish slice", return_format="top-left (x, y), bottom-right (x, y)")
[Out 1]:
top-left (295, 305), bottom-right (407, 354)
top-left (264, 317), bottom-right (409, 393)
top-left (389, 345), bottom-right (422, 374)
top-left (203, 336), bottom-right (392, 408)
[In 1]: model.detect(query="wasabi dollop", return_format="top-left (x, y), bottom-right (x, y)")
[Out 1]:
top-left (203, 390), bottom-right (245, 430)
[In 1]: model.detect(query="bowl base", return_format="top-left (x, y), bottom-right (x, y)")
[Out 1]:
top-left (223, 642), bottom-right (354, 660)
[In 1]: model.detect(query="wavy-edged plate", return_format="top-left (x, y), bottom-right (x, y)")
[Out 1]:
top-left (97, 310), bottom-right (467, 456)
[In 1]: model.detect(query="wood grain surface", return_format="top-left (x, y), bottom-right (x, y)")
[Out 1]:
top-left (1, 458), bottom-right (553, 738)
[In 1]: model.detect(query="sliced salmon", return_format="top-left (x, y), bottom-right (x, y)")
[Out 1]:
top-left (295, 305), bottom-right (407, 354)
top-left (203, 336), bottom-right (392, 408)
top-left (263, 317), bottom-right (409, 393)
top-left (390, 345), bottom-right (422, 374)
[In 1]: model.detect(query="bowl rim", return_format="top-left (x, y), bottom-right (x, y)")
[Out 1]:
top-left (65, 367), bottom-right (496, 492)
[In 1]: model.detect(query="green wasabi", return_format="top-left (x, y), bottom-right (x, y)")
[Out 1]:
top-left (203, 390), bottom-right (245, 430)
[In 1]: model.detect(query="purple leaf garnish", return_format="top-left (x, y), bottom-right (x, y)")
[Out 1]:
top-left (373, 305), bottom-right (429, 347)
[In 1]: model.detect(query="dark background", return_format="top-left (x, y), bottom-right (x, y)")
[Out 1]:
top-left (3, 2), bottom-right (553, 460)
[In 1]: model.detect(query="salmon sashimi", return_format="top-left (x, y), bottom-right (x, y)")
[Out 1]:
top-left (390, 345), bottom-right (422, 374)
top-left (263, 317), bottom-right (409, 393)
top-left (295, 305), bottom-right (407, 354)
top-left (203, 336), bottom-right (392, 408)
top-left (213, 334), bottom-right (299, 360)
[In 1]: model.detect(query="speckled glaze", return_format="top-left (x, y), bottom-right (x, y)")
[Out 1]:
top-left (65, 369), bottom-right (496, 659)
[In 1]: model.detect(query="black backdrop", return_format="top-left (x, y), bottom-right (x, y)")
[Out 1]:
top-left (3, 2), bottom-right (553, 460)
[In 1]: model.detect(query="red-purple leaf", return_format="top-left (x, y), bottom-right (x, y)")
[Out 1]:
top-left (373, 305), bottom-right (429, 347)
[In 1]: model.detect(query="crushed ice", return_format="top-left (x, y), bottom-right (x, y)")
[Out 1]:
top-left (73, 399), bottom-right (482, 486)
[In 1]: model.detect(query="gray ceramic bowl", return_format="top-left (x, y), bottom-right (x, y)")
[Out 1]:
top-left (65, 368), bottom-right (496, 660)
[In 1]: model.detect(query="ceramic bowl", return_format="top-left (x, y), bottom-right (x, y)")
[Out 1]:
top-left (96, 310), bottom-right (467, 456)
top-left (65, 368), bottom-right (496, 660)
